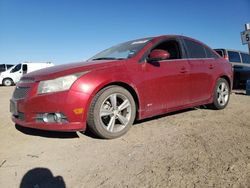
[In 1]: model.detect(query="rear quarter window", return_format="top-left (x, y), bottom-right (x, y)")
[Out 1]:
top-left (184, 39), bottom-right (206, 58)
top-left (204, 47), bottom-right (218, 58)
top-left (215, 50), bottom-right (224, 57)
top-left (228, 51), bottom-right (241, 63)
top-left (240, 53), bottom-right (250, 64)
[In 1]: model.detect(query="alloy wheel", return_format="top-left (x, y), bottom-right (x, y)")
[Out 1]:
top-left (217, 82), bottom-right (229, 106)
top-left (99, 93), bottom-right (132, 133)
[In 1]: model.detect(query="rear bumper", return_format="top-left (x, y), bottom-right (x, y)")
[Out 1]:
top-left (11, 85), bottom-right (91, 132)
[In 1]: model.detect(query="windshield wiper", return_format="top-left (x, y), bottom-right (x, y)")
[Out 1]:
top-left (92, 57), bottom-right (125, 61)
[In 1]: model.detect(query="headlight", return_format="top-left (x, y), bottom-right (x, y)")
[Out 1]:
top-left (37, 72), bottom-right (88, 94)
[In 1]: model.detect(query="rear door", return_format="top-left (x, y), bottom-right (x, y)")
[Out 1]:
top-left (182, 38), bottom-right (215, 103)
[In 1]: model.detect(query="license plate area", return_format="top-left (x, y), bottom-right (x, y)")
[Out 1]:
top-left (10, 100), bottom-right (18, 116)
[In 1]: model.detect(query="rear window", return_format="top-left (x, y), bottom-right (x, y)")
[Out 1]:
top-left (240, 53), bottom-right (250, 64)
top-left (184, 39), bottom-right (206, 58)
top-left (228, 51), bottom-right (241, 63)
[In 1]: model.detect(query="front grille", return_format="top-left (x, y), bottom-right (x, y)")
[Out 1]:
top-left (13, 87), bottom-right (30, 99)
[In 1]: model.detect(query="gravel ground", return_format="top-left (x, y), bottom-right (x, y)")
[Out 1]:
top-left (0, 86), bottom-right (250, 188)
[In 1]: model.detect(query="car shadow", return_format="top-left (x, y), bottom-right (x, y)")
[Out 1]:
top-left (15, 124), bottom-right (79, 139)
top-left (234, 92), bottom-right (247, 96)
top-left (14, 107), bottom-right (207, 139)
top-left (232, 90), bottom-right (247, 96)
top-left (83, 129), bottom-right (103, 139)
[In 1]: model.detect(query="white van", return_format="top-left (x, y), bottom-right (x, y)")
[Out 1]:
top-left (0, 62), bottom-right (54, 86)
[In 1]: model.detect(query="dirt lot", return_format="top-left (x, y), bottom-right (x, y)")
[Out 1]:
top-left (0, 86), bottom-right (250, 188)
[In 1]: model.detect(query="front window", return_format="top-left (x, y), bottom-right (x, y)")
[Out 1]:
top-left (10, 64), bottom-right (21, 73)
top-left (88, 38), bottom-right (152, 61)
top-left (150, 40), bottom-right (182, 59)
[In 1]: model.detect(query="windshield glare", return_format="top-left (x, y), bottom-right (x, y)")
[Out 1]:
top-left (89, 38), bottom-right (152, 61)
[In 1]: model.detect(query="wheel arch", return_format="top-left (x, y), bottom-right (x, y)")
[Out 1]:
top-left (94, 81), bottom-right (140, 119)
top-left (219, 75), bottom-right (232, 91)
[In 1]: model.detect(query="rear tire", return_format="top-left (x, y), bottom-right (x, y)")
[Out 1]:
top-left (209, 78), bottom-right (230, 110)
top-left (87, 86), bottom-right (136, 139)
top-left (3, 78), bottom-right (14, 86)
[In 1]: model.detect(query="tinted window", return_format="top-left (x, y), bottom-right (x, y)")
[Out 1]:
top-left (152, 40), bottom-right (182, 59)
top-left (204, 47), bottom-right (218, 58)
top-left (228, 51), bottom-right (241, 63)
top-left (215, 50), bottom-right (223, 57)
top-left (0, 64), bottom-right (5, 72)
top-left (11, 64), bottom-right (21, 73)
top-left (6, 65), bottom-right (14, 69)
top-left (184, 39), bottom-right (206, 58)
top-left (23, 64), bottom-right (28, 74)
top-left (240, 53), bottom-right (250, 64)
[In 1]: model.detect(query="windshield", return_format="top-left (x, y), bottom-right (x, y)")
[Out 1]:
top-left (88, 38), bottom-right (152, 61)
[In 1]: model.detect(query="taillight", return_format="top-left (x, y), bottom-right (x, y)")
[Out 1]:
top-left (224, 54), bottom-right (229, 60)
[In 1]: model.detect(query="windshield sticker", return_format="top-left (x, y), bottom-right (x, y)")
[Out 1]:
top-left (131, 40), bottom-right (149, 45)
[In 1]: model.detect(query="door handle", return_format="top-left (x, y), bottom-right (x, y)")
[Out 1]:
top-left (180, 67), bottom-right (188, 73)
top-left (209, 64), bottom-right (214, 69)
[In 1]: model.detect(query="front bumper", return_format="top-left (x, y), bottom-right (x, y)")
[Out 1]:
top-left (11, 82), bottom-right (91, 132)
top-left (0, 76), bottom-right (3, 85)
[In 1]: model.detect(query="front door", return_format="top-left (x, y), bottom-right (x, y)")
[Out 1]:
top-left (142, 59), bottom-right (190, 116)
top-left (10, 64), bottom-right (23, 83)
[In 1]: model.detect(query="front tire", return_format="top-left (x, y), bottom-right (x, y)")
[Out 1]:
top-left (87, 86), bottom-right (136, 139)
top-left (209, 78), bottom-right (230, 110)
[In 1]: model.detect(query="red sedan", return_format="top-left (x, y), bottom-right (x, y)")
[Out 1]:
top-left (10, 35), bottom-right (233, 138)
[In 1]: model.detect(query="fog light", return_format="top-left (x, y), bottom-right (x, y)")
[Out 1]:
top-left (36, 112), bottom-right (68, 123)
top-left (42, 113), bottom-right (55, 123)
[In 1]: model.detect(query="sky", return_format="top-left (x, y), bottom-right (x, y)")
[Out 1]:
top-left (0, 0), bottom-right (250, 65)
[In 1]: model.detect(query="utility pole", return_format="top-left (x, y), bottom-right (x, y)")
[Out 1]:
top-left (245, 23), bottom-right (250, 54)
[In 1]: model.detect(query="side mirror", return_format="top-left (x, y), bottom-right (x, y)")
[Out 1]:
top-left (148, 49), bottom-right (170, 62)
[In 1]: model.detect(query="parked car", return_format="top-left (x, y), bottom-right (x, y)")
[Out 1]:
top-left (0, 64), bottom-right (14, 73)
top-left (11, 35), bottom-right (233, 139)
top-left (0, 62), bottom-right (54, 86)
top-left (214, 49), bottom-right (250, 88)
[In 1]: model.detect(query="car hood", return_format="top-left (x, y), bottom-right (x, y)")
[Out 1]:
top-left (23, 60), bottom-right (124, 81)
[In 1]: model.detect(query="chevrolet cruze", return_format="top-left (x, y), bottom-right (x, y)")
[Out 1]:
top-left (10, 35), bottom-right (233, 138)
